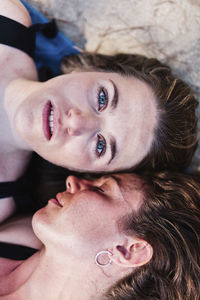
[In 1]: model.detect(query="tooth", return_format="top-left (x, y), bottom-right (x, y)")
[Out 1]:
top-left (50, 124), bottom-right (53, 135)
top-left (49, 115), bottom-right (53, 122)
top-left (49, 106), bottom-right (54, 136)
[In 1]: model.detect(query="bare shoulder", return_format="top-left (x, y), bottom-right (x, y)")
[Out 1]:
top-left (0, 0), bottom-right (31, 27)
top-left (0, 197), bottom-right (16, 224)
top-left (0, 0), bottom-right (36, 79)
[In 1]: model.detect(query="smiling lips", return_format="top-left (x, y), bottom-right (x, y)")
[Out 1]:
top-left (43, 101), bottom-right (54, 140)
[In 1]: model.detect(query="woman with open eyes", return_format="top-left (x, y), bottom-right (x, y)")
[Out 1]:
top-left (0, 0), bottom-right (198, 222)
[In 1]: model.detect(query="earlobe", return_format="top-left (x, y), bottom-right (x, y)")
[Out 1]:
top-left (111, 239), bottom-right (153, 268)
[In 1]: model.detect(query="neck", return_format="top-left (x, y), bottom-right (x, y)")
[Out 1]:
top-left (1, 49), bottom-right (38, 151)
top-left (0, 97), bottom-right (25, 152)
top-left (3, 78), bottom-right (41, 151)
top-left (0, 78), bottom-right (40, 182)
top-left (0, 247), bottom-right (113, 300)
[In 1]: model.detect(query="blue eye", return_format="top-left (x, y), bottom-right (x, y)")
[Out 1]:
top-left (96, 134), bottom-right (106, 157)
top-left (97, 87), bottom-right (108, 111)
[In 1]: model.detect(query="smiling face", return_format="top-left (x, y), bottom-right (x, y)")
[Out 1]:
top-left (32, 174), bottom-right (144, 258)
top-left (9, 71), bottom-right (157, 172)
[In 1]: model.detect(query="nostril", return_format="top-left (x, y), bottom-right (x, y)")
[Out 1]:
top-left (67, 181), bottom-right (71, 190)
top-left (67, 127), bottom-right (77, 136)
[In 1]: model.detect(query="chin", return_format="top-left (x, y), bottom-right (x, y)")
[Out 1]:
top-left (32, 208), bottom-right (49, 241)
top-left (32, 211), bottom-right (40, 236)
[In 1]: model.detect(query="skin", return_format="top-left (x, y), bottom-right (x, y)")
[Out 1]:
top-left (0, 0), bottom-right (37, 223)
top-left (32, 174), bottom-right (145, 256)
top-left (5, 72), bottom-right (158, 172)
top-left (0, 0), bottom-right (157, 223)
top-left (0, 174), bottom-right (153, 300)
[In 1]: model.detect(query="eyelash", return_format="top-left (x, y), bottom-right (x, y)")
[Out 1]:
top-left (97, 86), bottom-right (108, 112)
top-left (91, 186), bottom-right (105, 193)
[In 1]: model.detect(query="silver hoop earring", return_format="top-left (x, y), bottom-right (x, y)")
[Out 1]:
top-left (95, 250), bottom-right (112, 267)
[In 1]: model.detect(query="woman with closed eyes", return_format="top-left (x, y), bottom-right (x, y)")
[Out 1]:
top-left (1, 172), bottom-right (200, 300)
top-left (0, 0), bottom-right (198, 222)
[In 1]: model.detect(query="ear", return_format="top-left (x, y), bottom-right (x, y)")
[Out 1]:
top-left (110, 236), bottom-right (153, 268)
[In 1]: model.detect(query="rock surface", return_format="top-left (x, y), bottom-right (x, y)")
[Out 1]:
top-left (28, 0), bottom-right (200, 170)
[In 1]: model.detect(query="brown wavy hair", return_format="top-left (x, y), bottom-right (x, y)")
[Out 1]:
top-left (105, 171), bottom-right (200, 300)
top-left (62, 53), bottom-right (198, 171)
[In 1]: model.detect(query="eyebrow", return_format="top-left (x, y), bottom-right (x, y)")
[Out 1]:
top-left (106, 79), bottom-right (118, 165)
top-left (107, 136), bottom-right (117, 165)
top-left (109, 79), bottom-right (118, 110)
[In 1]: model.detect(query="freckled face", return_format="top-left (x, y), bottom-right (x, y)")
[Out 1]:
top-left (12, 71), bottom-right (158, 172)
top-left (32, 174), bottom-right (144, 258)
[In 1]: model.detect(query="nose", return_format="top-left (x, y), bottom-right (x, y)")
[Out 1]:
top-left (66, 108), bottom-right (98, 136)
top-left (66, 175), bottom-right (93, 193)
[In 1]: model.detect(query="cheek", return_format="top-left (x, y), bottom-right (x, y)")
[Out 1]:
top-left (59, 140), bottom-right (92, 169)
top-left (36, 140), bottom-right (91, 169)
top-left (68, 202), bottom-right (117, 240)
top-left (51, 76), bottom-right (89, 106)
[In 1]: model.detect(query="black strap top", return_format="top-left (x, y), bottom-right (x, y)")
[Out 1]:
top-left (0, 14), bottom-right (57, 58)
top-left (0, 177), bottom-right (35, 213)
top-left (0, 242), bottom-right (37, 260)
top-left (0, 178), bottom-right (30, 199)
top-left (0, 15), bottom-right (36, 57)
